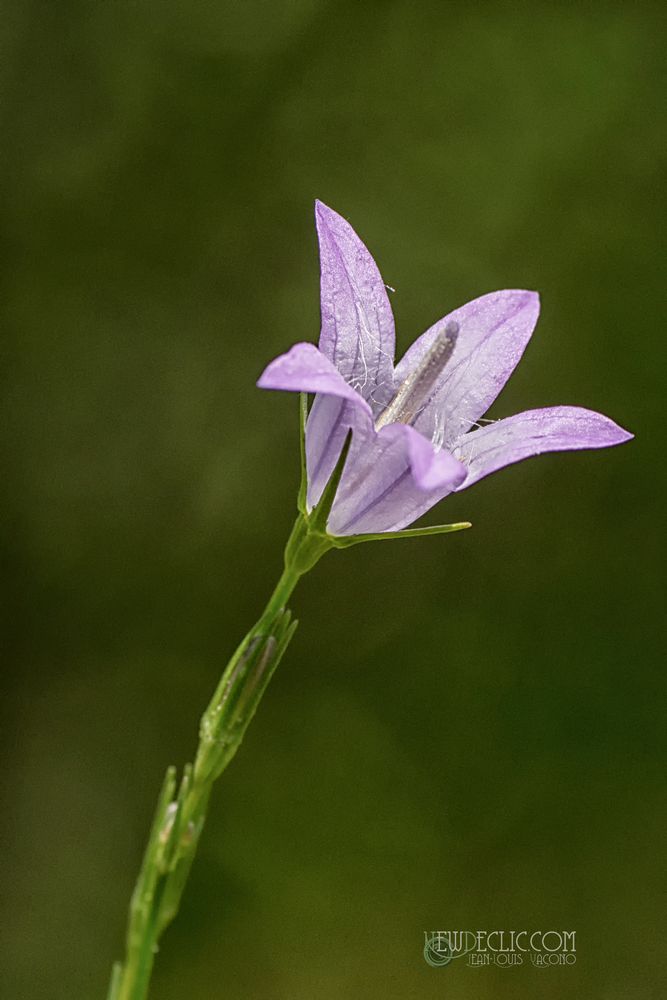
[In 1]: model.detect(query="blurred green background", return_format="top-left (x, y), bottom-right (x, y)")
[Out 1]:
top-left (2, 2), bottom-right (664, 998)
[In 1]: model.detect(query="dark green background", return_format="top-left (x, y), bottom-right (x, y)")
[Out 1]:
top-left (2, 2), bottom-right (664, 998)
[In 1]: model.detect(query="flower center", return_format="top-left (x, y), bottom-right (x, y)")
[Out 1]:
top-left (375, 321), bottom-right (459, 430)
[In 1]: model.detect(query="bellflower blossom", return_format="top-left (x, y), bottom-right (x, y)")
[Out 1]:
top-left (258, 201), bottom-right (632, 535)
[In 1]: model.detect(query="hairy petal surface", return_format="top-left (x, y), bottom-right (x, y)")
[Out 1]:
top-left (328, 423), bottom-right (465, 536)
top-left (258, 341), bottom-right (373, 413)
top-left (394, 290), bottom-right (540, 447)
top-left (454, 405), bottom-right (634, 489)
top-left (316, 200), bottom-right (395, 413)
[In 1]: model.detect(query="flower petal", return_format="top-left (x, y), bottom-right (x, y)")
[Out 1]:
top-left (455, 406), bottom-right (634, 489)
top-left (315, 200), bottom-right (396, 413)
top-left (257, 341), bottom-right (373, 413)
top-left (305, 393), bottom-right (370, 510)
top-left (328, 423), bottom-right (466, 536)
top-left (394, 290), bottom-right (540, 447)
top-left (257, 341), bottom-right (374, 512)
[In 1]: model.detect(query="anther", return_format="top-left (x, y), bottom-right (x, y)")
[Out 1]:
top-left (375, 321), bottom-right (459, 429)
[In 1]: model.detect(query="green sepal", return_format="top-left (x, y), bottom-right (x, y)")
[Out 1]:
top-left (107, 963), bottom-right (122, 1000)
top-left (297, 393), bottom-right (309, 515)
top-left (330, 521), bottom-right (472, 548)
top-left (307, 429), bottom-right (353, 533)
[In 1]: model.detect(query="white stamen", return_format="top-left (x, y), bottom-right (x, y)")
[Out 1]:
top-left (375, 321), bottom-right (459, 430)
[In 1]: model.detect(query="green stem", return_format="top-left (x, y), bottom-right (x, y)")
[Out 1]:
top-left (108, 513), bottom-right (331, 1000)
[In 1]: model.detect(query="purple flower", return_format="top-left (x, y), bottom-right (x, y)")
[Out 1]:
top-left (259, 202), bottom-right (632, 537)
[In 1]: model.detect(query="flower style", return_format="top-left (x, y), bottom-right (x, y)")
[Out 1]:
top-left (258, 202), bottom-right (632, 536)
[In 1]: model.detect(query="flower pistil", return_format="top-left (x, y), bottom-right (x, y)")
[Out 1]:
top-left (375, 321), bottom-right (459, 430)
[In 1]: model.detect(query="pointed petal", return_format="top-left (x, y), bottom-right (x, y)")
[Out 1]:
top-left (257, 341), bottom-right (373, 414)
top-left (455, 406), bottom-right (634, 489)
top-left (315, 200), bottom-right (395, 412)
top-left (394, 422), bottom-right (467, 491)
top-left (258, 343), bottom-right (374, 512)
top-left (327, 422), bottom-right (465, 536)
top-left (394, 290), bottom-right (540, 447)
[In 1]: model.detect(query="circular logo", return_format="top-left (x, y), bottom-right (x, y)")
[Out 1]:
top-left (423, 933), bottom-right (453, 967)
